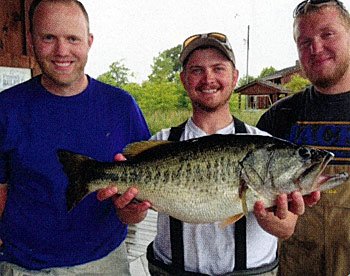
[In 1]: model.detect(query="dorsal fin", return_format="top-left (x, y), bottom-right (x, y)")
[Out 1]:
top-left (123, 140), bottom-right (172, 158)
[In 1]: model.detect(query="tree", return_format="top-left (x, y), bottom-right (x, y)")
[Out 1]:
top-left (97, 59), bottom-right (134, 87)
top-left (237, 75), bottom-right (256, 88)
top-left (148, 45), bottom-right (182, 83)
top-left (257, 66), bottom-right (276, 79)
top-left (284, 73), bottom-right (311, 93)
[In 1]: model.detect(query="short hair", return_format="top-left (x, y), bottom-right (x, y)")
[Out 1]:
top-left (294, 1), bottom-right (350, 34)
top-left (29, 0), bottom-right (90, 34)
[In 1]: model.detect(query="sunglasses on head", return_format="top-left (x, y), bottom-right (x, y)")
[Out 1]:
top-left (183, 32), bottom-right (231, 51)
top-left (293, 0), bottom-right (347, 17)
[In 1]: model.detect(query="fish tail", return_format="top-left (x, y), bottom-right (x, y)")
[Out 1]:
top-left (57, 150), bottom-right (101, 212)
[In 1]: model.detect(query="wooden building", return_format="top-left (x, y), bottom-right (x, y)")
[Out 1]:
top-left (236, 62), bottom-right (306, 109)
top-left (0, 0), bottom-right (40, 91)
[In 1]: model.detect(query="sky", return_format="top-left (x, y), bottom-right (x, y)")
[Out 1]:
top-left (80, 0), bottom-right (350, 84)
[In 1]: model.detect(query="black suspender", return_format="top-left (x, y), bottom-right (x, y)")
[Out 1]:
top-left (232, 118), bottom-right (248, 271)
top-left (168, 118), bottom-right (248, 272)
top-left (167, 120), bottom-right (187, 272)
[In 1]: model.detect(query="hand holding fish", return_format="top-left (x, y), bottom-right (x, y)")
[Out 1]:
top-left (253, 190), bottom-right (321, 239)
top-left (97, 185), bottom-right (151, 225)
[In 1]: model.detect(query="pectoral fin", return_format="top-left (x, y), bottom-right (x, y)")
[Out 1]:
top-left (219, 213), bottom-right (244, 229)
top-left (241, 190), bottom-right (249, 218)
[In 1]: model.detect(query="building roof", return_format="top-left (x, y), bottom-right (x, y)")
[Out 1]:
top-left (261, 64), bottom-right (301, 82)
top-left (235, 79), bottom-right (293, 94)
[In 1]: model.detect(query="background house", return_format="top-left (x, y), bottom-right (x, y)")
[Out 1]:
top-left (235, 61), bottom-right (306, 109)
top-left (0, 0), bottom-right (40, 92)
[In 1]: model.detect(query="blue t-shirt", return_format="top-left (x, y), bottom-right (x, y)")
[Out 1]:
top-left (0, 76), bottom-right (150, 269)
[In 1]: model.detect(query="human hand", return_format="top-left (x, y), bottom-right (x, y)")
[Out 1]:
top-left (97, 186), bottom-right (151, 225)
top-left (96, 153), bottom-right (151, 225)
top-left (253, 191), bottom-right (321, 239)
top-left (253, 192), bottom-right (302, 239)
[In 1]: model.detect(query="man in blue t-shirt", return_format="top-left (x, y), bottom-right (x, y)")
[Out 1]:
top-left (0, 0), bottom-right (150, 274)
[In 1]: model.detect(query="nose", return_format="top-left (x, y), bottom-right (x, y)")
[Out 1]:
top-left (202, 69), bottom-right (215, 84)
top-left (55, 39), bottom-right (69, 56)
top-left (310, 37), bottom-right (323, 55)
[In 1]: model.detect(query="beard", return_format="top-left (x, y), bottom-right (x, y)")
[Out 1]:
top-left (193, 90), bottom-right (232, 113)
top-left (303, 57), bottom-right (350, 89)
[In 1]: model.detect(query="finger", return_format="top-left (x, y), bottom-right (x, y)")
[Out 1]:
top-left (126, 201), bottom-right (152, 212)
top-left (114, 153), bottom-right (126, 162)
top-left (97, 186), bottom-right (118, 201)
top-left (253, 201), bottom-right (268, 220)
top-left (275, 193), bottom-right (288, 219)
top-left (289, 191), bottom-right (305, 215)
top-left (304, 191), bottom-right (321, 206)
top-left (114, 187), bottom-right (138, 209)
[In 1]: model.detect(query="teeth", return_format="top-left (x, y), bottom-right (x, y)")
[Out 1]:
top-left (55, 62), bottom-right (71, 67)
top-left (201, 89), bottom-right (217, 94)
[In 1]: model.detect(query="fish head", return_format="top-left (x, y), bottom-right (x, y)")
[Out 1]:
top-left (241, 138), bottom-right (334, 197)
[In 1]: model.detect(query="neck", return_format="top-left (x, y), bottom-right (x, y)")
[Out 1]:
top-left (192, 107), bottom-right (233, 135)
top-left (41, 74), bottom-right (89, 97)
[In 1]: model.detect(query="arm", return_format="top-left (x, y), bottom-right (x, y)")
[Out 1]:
top-left (96, 154), bottom-right (151, 225)
top-left (254, 191), bottom-right (320, 240)
top-left (0, 183), bottom-right (7, 246)
top-left (0, 183), bottom-right (7, 217)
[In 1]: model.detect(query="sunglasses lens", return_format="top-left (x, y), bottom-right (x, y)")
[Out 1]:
top-left (294, 0), bottom-right (308, 17)
top-left (294, 0), bottom-right (343, 17)
top-left (183, 35), bottom-right (200, 48)
top-left (208, 33), bottom-right (227, 43)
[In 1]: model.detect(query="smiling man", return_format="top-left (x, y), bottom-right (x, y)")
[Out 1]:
top-left (30, 0), bottom-right (93, 96)
top-left (257, 1), bottom-right (350, 275)
top-left (0, 0), bottom-right (150, 274)
top-left (144, 32), bottom-right (316, 276)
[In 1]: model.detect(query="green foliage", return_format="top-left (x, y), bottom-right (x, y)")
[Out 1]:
top-left (97, 59), bottom-right (133, 87)
top-left (148, 45), bottom-right (182, 83)
top-left (257, 66), bottom-right (276, 79)
top-left (122, 79), bottom-right (190, 113)
top-left (237, 75), bottom-right (256, 88)
top-left (97, 72), bottom-right (117, 87)
top-left (144, 109), bottom-right (192, 134)
top-left (284, 73), bottom-right (311, 93)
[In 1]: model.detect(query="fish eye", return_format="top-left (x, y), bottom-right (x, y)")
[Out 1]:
top-left (298, 147), bottom-right (311, 159)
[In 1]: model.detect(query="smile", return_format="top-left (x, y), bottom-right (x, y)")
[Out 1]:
top-left (201, 89), bottom-right (218, 94)
top-left (53, 61), bottom-right (72, 68)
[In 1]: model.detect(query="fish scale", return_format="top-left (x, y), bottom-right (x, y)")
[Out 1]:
top-left (58, 134), bottom-right (349, 225)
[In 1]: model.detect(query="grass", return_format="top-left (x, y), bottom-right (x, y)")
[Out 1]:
top-left (144, 108), bottom-right (266, 135)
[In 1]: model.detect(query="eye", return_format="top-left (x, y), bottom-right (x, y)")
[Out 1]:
top-left (69, 36), bottom-right (79, 43)
top-left (298, 39), bottom-right (311, 49)
top-left (298, 147), bottom-right (311, 159)
top-left (190, 68), bottom-right (202, 74)
top-left (43, 35), bottom-right (54, 42)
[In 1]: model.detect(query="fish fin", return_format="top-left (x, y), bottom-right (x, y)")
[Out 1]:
top-left (241, 190), bottom-right (249, 217)
top-left (57, 150), bottom-right (100, 212)
top-left (123, 141), bottom-right (172, 158)
top-left (219, 213), bottom-right (244, 229)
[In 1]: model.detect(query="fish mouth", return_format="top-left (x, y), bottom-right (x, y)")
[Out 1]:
top-left (296, 150), bottom-right (334, 191)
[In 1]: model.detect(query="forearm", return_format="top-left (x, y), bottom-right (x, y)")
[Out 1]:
top-left (0, 183), bottom-right (7, 217)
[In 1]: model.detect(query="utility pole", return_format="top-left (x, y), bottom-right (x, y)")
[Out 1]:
top-left (245, 25), bottom-right (250, 109)
top-left (246, 25), bottom-right (250, 85)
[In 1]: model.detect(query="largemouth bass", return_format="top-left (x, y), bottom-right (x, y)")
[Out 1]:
top-left (57, 134), bottom-right (348, 225)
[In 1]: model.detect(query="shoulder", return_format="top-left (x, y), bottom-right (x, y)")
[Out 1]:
top-left (244, 124), bottom-right (271, 136)
top-left (0, 77), bottom-right (40, 100)
top-left (151, 128), bottom-right (171, 141)
top-left (268, 87), bottom-right (312, 111)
